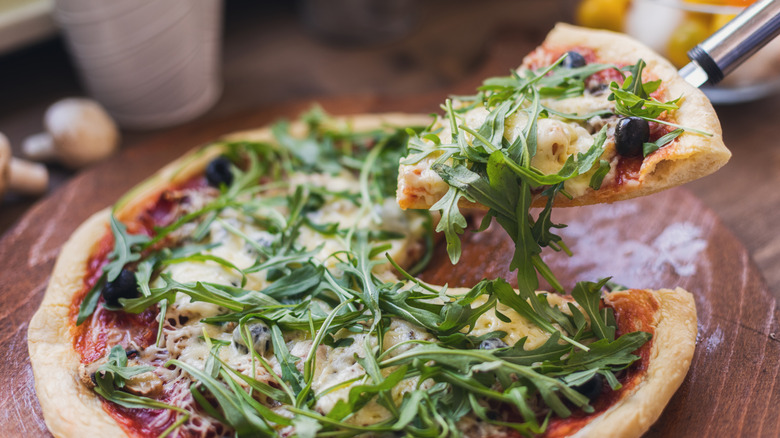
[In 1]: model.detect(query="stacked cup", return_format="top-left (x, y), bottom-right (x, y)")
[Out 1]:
top-left (54, 0), bottom-right (223, 129)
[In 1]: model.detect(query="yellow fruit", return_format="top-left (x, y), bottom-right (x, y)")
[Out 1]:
top-left (711, 13), bottom-right (736, 33)
top-left (684, 0), bottom-right (727, 5)
top-left (576, 0), bottom-right (630, 32)
top-left (667, 16), bottom-right (710, 67)
top-left (724, 0), bottom-right (755, 5)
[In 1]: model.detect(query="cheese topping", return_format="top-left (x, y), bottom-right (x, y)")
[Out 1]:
top-left (98, 166), bottom-right (582, 436)
top-left (397, 66), bottom-right (620, 210)
top-left (81, 112), bottom-right (644, 438)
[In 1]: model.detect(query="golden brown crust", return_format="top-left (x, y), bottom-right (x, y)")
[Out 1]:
top-left (572, 287), bottom-right (697, 438)
top-left (28, 209), bottom-right (125, 438)
top-left (397, 23), bottom-right (730, 211)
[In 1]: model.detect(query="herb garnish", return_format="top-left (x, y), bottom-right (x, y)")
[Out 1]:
top-left (84, 109), bottom-right (650, 437)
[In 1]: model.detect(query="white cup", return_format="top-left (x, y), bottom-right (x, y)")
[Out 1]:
top-left (54, 0), bottom-right (223, 129)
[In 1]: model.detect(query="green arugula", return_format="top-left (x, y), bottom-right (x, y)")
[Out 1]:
top-left (643, 128), bottom-right (684, 156)
top-left (82, 109), bottom-right (652, 438)
top-left (103, 215), bottom-right (150, 282)
top-left (94, 346), bottom-right (190, 438)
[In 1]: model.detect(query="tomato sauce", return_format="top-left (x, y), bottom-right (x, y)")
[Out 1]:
top-left (542, 290), bottom-right (658, 437)
top-left (69, 176), bottom-right (206, 438)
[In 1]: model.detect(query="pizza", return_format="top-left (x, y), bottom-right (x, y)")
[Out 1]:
top-left (28, 109), bottom-right (697, 438)
top-left (26, 24), bottom-right (715, 438)
top-left (396, 23), bottom-right (731, 211)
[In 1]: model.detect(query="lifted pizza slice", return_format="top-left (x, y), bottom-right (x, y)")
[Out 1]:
top-left (397, 23), bottom-right (731, 211)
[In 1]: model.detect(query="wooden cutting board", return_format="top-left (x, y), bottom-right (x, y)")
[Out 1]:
top-left (0, 96), bottom-right (777, 437)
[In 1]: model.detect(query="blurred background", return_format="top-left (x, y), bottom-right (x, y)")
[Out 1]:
top-left (0, 0), bottom-right (577, 229)
top-left (1, 0), bottom-right (779, 286)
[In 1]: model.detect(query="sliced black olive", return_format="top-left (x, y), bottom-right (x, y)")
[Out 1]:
top-left (125, 349), bottom-right (139, 359)
top-left (562, 50), bottom-right (586, 69)
top-left (102, 269), bottom-right (140, 307)
top-left (205, 156), bottom-right (234, 188)
top-left (588, 83), bottom-right (609, 96)
top-left (572, 373), bottom-right (604, 401)
top-left (479, 338), bottom-right (508, 350)
top-left (233, 321), bottom-right (272, 355)
top-left (615, 116), bottom-right (650, 157)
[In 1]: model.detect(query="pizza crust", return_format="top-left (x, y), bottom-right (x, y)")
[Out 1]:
top-left (28, 209), bottom-right (125, 438)
top-left (572, 288), bottom-right (697, 438)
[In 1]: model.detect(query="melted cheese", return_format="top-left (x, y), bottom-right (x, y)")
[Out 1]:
top-left (120, 170), bottom-right (431, 435)
top-left (398, 89), bottom-right (617, 208)
top-left (102, 167), bottom-right (586, 436)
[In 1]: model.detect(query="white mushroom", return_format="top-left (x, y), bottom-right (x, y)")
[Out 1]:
top-left (22, 98), bottom-right (120, 169)
top-left (0, 132), bottom-right (49, 198)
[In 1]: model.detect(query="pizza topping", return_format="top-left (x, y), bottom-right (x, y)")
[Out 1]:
top-left (478, 337), bottom-right (508, 350)
top-left (561, 50), bottom-right (587, 69)
top-left (72, 111), bottom-right (653, 438)
top-left (571, 373), bottom-right (604, 401)
top-left (205, 156), bottom-right (234, 188)
top-left (124, 371), bottom-right (164, 398)
top-left (231, 320), bottom-right (271, 355)
top-left (615, 116), bottom-right (650, 157)
top-left (102, 268), bottom-right (141, 307)
top-left (78, 357), bottom-right (106, 389)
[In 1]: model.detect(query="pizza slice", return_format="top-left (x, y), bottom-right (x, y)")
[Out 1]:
top-left (397, 23), bottom-right (731, 211)
top-left (29, 110), bottom-right (696, 438)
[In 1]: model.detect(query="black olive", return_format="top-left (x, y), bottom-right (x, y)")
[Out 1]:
top-left (572, 373), bottom-right (604, 401)
top-left (102, 269), bottom-right (140, 307)
top-left (205, 156), bottom-right (234, 188)
top-left (479, 338), bottom-right (508, 350)
top-left (233, 322), bottom-right (272, 355)
top-left (615, 116), bottom-right (650, 157)
top-left (125, 349), bottom-right (139, 359)
top-left (588, 83), bottom-right (609, 96)
top-left (562, 51), bottom-right (586, 69)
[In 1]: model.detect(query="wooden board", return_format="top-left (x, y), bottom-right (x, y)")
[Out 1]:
top-left (0, 97), bottom-right (777, 437)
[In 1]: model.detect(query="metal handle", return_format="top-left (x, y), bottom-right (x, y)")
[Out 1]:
top-left (688, 0), bottom-right (780, 85)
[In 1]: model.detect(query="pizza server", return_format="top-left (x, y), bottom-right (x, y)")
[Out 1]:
top-left (680, 0), bottom-right (780, 88)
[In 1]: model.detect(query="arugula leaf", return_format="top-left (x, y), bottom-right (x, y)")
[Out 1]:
top-left (327, 366), bottom-right (408, 421)
top-left (166, 359), bottom-right (276, 437)
top-left (571, 279), bottom-right (615, 341)
top-left (495, 332), bottom-right (571, 366)
top-left (590, 159), bottom-right (610, 190)
top-left (103, 215), bottom-right (150, 282)
top-left (431, 186), bottom-right (468, 264)
top-left (562, 331), bottom-right (652, 371)
top-left (490, 279), bottom-right (587, 350)
top-left (643, 128), bottom-right (683, 157)
top-left (92, 346), bottom-right (190, 437)
top-left (76, 272), bottom-right (106, 325)
top-left (270, 324), bottom-right (306, 397)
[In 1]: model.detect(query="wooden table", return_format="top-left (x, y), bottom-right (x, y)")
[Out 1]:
top-left (1, 1), bottom-right (779, 437)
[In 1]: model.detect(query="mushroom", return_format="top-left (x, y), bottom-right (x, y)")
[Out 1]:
top-left (0, 132), bottom-right (49, 198)
top-left (22, 98), bottom-right (120, 169)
